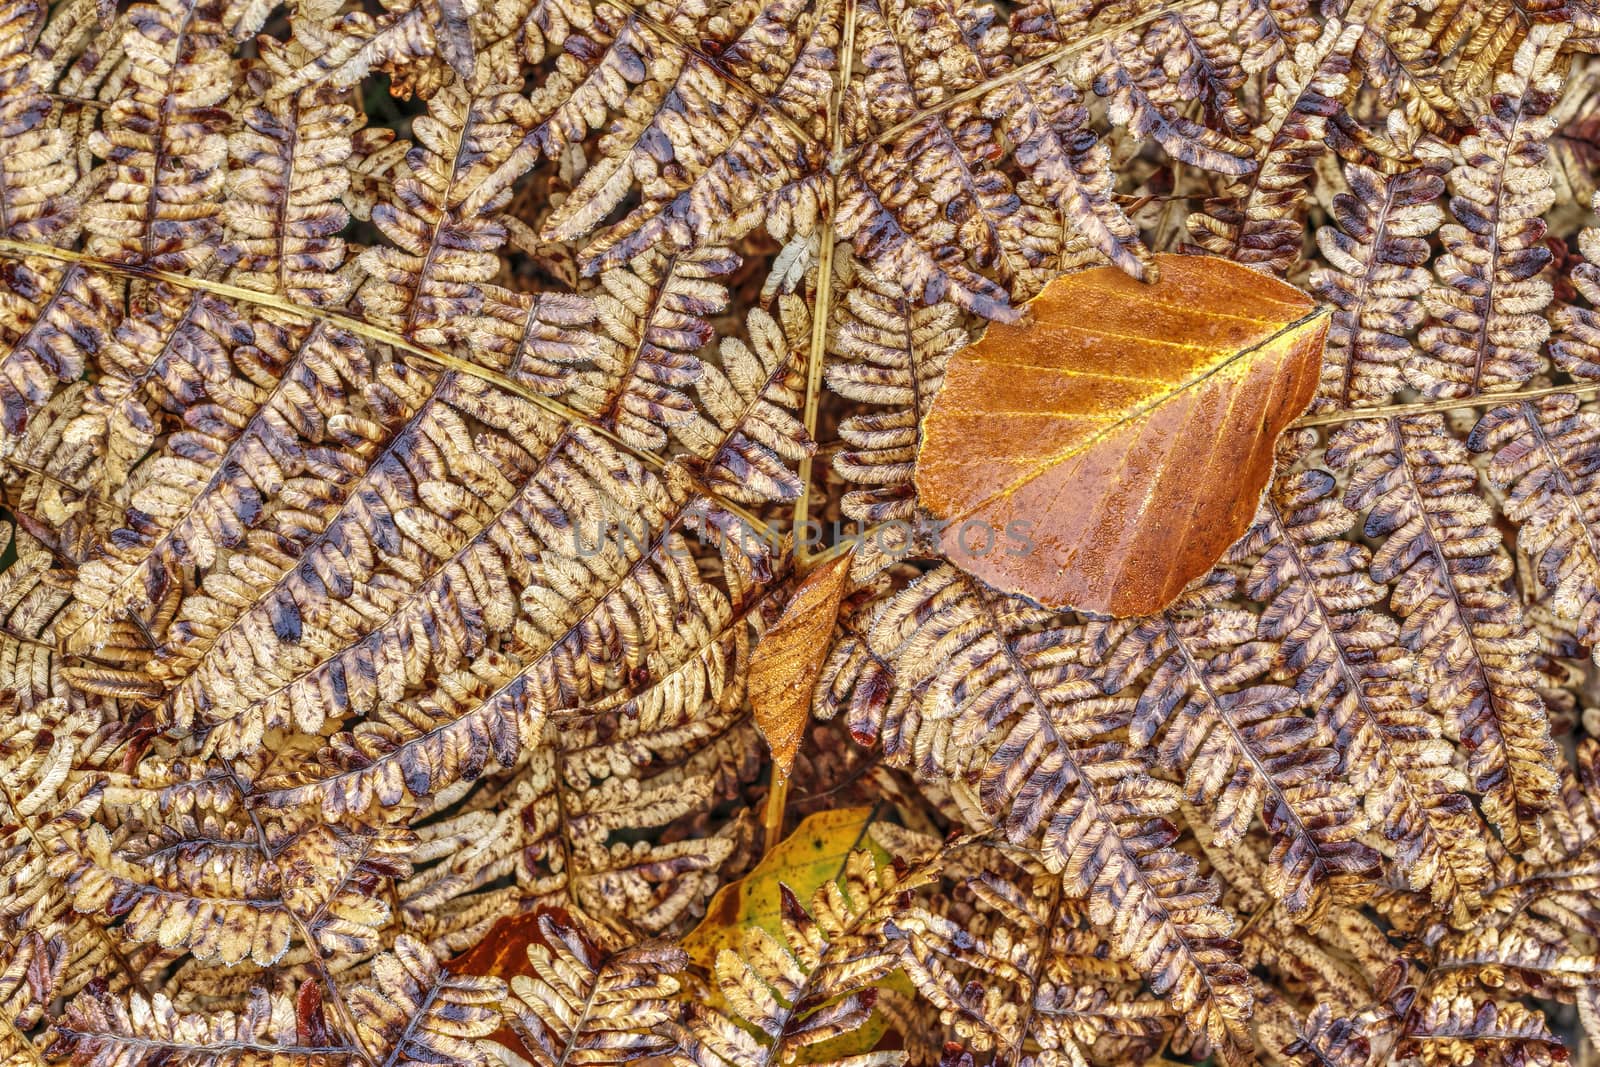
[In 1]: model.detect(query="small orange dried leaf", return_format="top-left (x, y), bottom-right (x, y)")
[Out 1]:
top-left (445, 908), bottom-right (548, 980)
top-left (748, 549), bottom-right (854, 779)
top-left (915, 254), bottom-right (1328, 616)
top-left (443, 908), bottom-right (552, 1055)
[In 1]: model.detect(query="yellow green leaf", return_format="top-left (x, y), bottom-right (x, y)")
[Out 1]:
top-left (683, 807), bottom-right (904, 1059)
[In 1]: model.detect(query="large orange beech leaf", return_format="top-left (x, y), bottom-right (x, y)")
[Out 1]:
top-left (915, 254), bottom-right (1328, 616)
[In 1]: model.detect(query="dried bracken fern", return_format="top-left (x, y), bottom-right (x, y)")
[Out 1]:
top-left (816, 566), bottom-right (1255, 1059)
top-left (1408, 24), bottom-right (1566, 399)
top-left (1, 0), bottom-right (1599, 1064)
top-left (499, 911), bottom-right (686, 1065)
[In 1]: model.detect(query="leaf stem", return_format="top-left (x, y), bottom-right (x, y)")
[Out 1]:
top-left (762, 774), bottom-right (789, 855)
top-left (792, 0), bottom-right (857, 570)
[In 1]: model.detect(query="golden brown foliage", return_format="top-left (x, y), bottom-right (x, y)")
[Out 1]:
top-left (915, 255), bottom-right (1328, 614)
top-left (0, 0), bottom-right (1599, 1064)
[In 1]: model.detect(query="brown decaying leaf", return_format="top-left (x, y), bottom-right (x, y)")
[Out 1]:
top-left (915, 254), bottom-right (1328, 616)
top-left (446, 908), bottom-right (547, 981)
top-left (1, 0), bottom-right (1598, 1064)
top-left (746, 549), bottom-right (854, 779)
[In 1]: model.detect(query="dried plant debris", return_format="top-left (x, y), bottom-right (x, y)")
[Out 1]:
top-left (0, 0), bottom-right (1598, 1065)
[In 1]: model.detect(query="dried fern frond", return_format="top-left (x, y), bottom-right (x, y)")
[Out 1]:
top-left (62, 318), bottom-right (393, 672)
top-left (835, 0), bottom-right (1034, 320)
top-left (1185, 20), bottom-right (1358, 277)
top-left (79, 0), bottom-right (235, 273)
top-left (825, 258), bottom-right (968, 526)
top-left (831, 0), bottom-right (1254, 319)
top-left (57, 934), bottom-right (503, 1066)
top-left (0, 0), bottom-right (74, 249)
top-left (1100, 572), bottom-right (1380, 928)
top-left (0, 529), bottom-right (79, 705)
top-left (887, 840), bottom-right (1174, 1064)
top-left (550, 0), bottom-right (837, 274)
top-left (0, 691), bottom-right (137, 1001)
top-left (674, 293), bottom-right (816, 507)
top-left (1310, 160), bottom-right (1443, 411)
top-left (0, 0), bottom-right (84, 438)
top-left (564, 247), bottom-right (729, 453)
top-left (355, 79), bottom-right (536, 345)
top-left (1237, 458), bottom-right (1489, 924)
top-left (1553, 192), bottom-right (1600, 379)
top-left (54, 984), bottom-right (361, 1066)
top-left (0, 260), bottom-right (117, 442)
top-left (0, 931), bottom-right (65, 1062)
top-left (264, 0), bottom-right (472, 103)
top-left (1404, 972), bottom-right (1567, 1067)
top-left (1329, 415), bottom-right (1560, 853)
top-left (500, 910), bottom-right (684, 1066)
top-left (1407, 25), bottom-right (1566, 399)
top-left (221, 37), bottom-right (362, 308)
top-left (1408, 738), bottom-right (1600, 1055)
top-left (70, 797), bottom-right (414, 969)
top-left (247, 474), bottom-right (775, 817)
top-left (365, 690), bottom-right (759, 943)
top-left (169, 381), bottom-right (712, 755)
top-left (1085, 17), bottom-right (1256, 178)
top-left (815, 565), bottom-right (1254, 1060)
top-left (1424, 0), bottom-right (1574, 104)
top-left (350, 934), bottom-right (505, 1066)
top-left (1227, 0), bottom-right (1319, 77)
top-left (63, 283), bottom-right (258, 528)
top-left (1471, 396), bottom-right (1600, 666)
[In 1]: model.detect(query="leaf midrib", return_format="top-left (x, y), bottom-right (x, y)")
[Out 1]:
top-left (918, 304), bottom-right (1328, 526)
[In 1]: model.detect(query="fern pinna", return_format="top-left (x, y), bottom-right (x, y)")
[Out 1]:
top-left (0, 0), bottom-right (1598, 1063)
